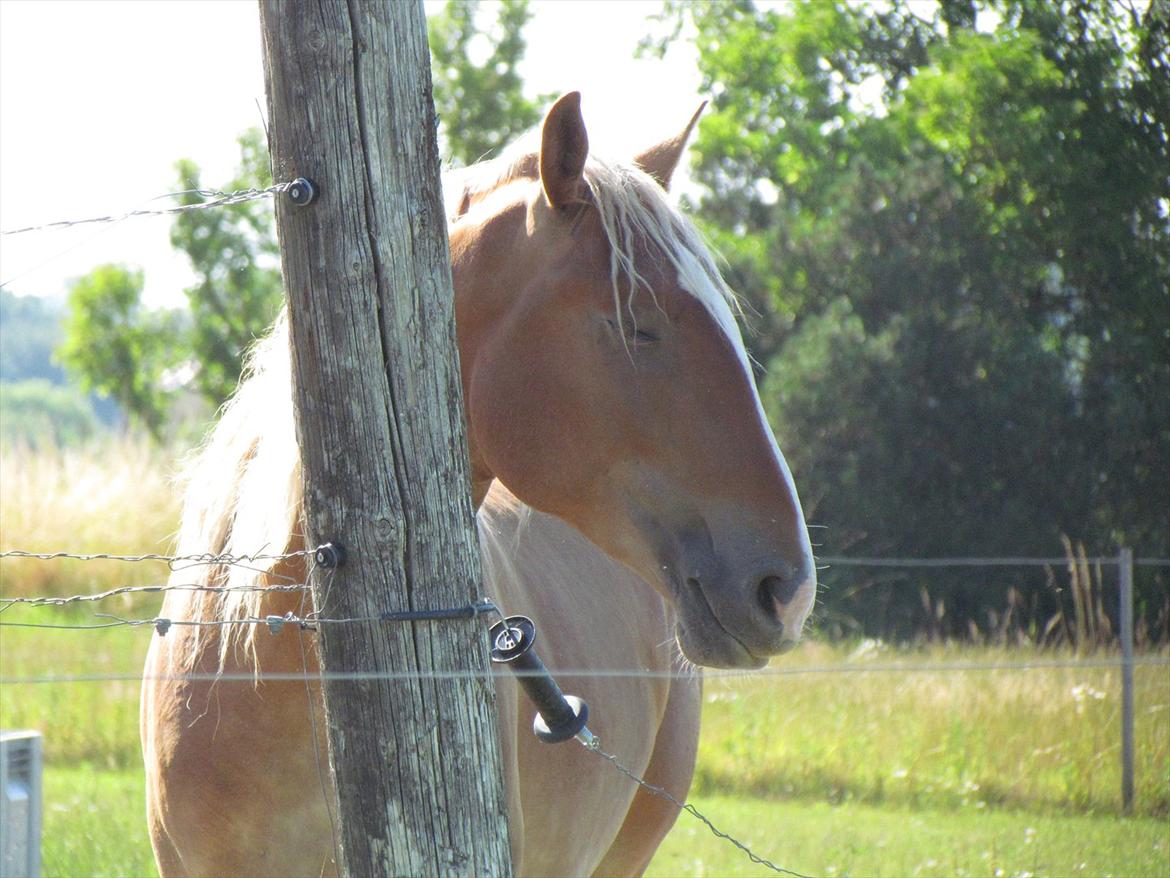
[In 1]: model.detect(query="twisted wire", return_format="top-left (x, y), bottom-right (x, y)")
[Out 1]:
top-left (0, 582), bottom-right (309, 608)
top-left (0, 547), bottom-right (313, 568)
top-left (0, 183), bottom-right (293, 236)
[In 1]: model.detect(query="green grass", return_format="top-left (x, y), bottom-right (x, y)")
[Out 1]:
top-left (0, 611), bottom-right (152, 767)
top-left (42, 765), bottom-right (158, 878)
top-left (647, 795), bottom-right (1170, 877)
top-left (4, 619), bottom-right (1167, 876)
top-left (27, 770), bottom-right (1170, 878)
top-left (693, 643), bottom-right (1170, 817)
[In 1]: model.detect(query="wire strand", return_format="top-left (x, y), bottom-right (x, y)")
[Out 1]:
top-left (0, 582), bottom-right (310, 608)
top-left (0, 547), bottom-right (313, 566)
top-left (818, 555), bottom-right (1170, 567)
top-left (7, 548), bottom-right (1166, 569)
top-left (584, 738), bottom-right (811, 877)
top-left (0, 183), bottom-right (292, 236)
top-left (2, 657), bottom-right (1165, 686)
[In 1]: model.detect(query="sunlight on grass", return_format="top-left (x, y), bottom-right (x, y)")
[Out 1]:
top-left (694, 641), bottom-right (1170, 817)
top-left (42, 765), bottom-right (158, 878)
top-left (0, 618), bottom-right (147, 766)
top-left (648, 795), bottom-right (1170, 878)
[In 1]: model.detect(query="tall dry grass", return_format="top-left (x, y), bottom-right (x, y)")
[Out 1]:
top-left (0, 438), bottom-right (182, 600)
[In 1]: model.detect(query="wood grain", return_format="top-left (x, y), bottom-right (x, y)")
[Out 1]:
top-left (259, 2), bottom-right (513, 874)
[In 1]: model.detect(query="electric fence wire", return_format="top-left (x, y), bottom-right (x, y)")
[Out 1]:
top-left (3, 659), bottom-right (1166, 686)
top-left (820, 556), bottom-right (1170, 568)
top-left (584, 737), bottom-right (811, 877)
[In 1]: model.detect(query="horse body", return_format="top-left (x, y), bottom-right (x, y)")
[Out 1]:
top-left (142, 93), bottom-right (814, 877)
top-left (143, 484), bottom-right (696, 877)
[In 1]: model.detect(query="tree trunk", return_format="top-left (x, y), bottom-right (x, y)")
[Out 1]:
top-left (258, 2), bottom-right (513, 875)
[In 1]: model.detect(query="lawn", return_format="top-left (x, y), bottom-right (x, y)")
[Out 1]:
top-left (32, 768), bottom-right (1170, 878)
top-left (648, 795), bottom-right (1170, 878)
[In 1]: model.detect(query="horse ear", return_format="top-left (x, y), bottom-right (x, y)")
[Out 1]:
top-left (633, 101), bottom-right (707, 191)
top-left (540, 92), bottom-right (589, 209)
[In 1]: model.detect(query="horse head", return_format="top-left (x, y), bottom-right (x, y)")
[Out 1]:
top-left (449, 93), bottom-right (815, 669)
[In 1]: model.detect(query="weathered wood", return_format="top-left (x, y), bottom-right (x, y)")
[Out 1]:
top-left (258, 2), bottom-right (513, 875)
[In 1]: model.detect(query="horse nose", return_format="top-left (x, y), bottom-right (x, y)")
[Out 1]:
top-left (754, 564), bottom-right (813, 641)
top-left (758, 573), bottom-right (803, 610)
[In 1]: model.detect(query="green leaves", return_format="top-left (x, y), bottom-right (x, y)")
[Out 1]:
top-left (656, 0), bottom-right (1169, 635)
top-left (170, 127), bottom-right (283, 409)
top-left (428, 0), bottom-right (548, 166)
top-left (58, 264), bottom-right (182, 440)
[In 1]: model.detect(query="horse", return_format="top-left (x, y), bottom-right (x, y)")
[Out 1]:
top-left (141, 92), bottom-right (816, 878)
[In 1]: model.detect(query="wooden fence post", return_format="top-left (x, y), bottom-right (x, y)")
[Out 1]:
top-left (258, 2), bottom-right (513, 875)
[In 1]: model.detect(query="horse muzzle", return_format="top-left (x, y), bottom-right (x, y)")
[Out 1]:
top-left (669, 545), bottom-right (816, 670)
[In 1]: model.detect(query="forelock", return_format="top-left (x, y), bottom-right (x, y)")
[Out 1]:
top-left (441, 146), bottom-right (744, 357)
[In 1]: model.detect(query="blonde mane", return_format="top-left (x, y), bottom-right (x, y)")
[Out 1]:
top-left (179, 148), bottom-right (747, 673)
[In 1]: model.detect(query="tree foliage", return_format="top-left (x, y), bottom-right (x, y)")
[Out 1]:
top-left (58, 3), bottom-right (545, 438)
top-left (171, 127), bottom-right (284, 406)
top-left (58, 264), bottom-right (182, 440)
top-left (0, 380), bottom-right (99, 448)
top-left (651, 0), bottom-right (1169, 635)
top-left (428, 0), bottom-right (547, 166)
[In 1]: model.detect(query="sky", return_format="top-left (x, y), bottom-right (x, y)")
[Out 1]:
top-left (0, 0), bottom-right (701, 309)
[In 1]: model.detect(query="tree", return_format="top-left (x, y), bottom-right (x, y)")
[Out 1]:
top-left (428, 0), bottom-right (548, 165)
top-left (56, 5), bottom-right (546, 441)
top-left (58, 264), bottom-right (182, 440)
top-left (650, 0), bottom-right (1169, 636)
top-left (171, 127), bottom-right (284, 407)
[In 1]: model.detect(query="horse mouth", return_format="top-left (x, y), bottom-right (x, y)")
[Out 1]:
top-left (672, 576), bottom-right (769, 670)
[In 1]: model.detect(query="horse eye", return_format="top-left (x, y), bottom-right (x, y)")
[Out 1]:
top-left (604, 318), bottom-right (659, 345)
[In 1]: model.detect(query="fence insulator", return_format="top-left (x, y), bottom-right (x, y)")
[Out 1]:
top-left (489, 615), bottom-right (593, 744)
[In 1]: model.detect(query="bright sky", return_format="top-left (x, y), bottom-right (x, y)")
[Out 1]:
top-left (0, 0), bottom-right (700, 309)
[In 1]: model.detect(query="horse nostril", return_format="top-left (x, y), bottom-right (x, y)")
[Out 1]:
top-left (757, 574), bottom-right (802, 622)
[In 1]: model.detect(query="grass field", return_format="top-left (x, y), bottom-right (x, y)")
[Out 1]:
top-left (2, 442), bottom-right (1169, 877)
top-left (3, 614), bottom-right (1167, 878)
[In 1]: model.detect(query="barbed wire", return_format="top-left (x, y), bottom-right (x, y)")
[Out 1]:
top-left (0, 183), bottom-right (294, 236)
top-left (0, 582), bottom-right (311, 609)
top-left (0, 598), bottom-right (498, 636)
top-left (0, 547), bottom-right (314, 567)
top-left (6, 547), bottom-right (1167, 571)
top-left (584, 737), bottom-right (810, 877)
